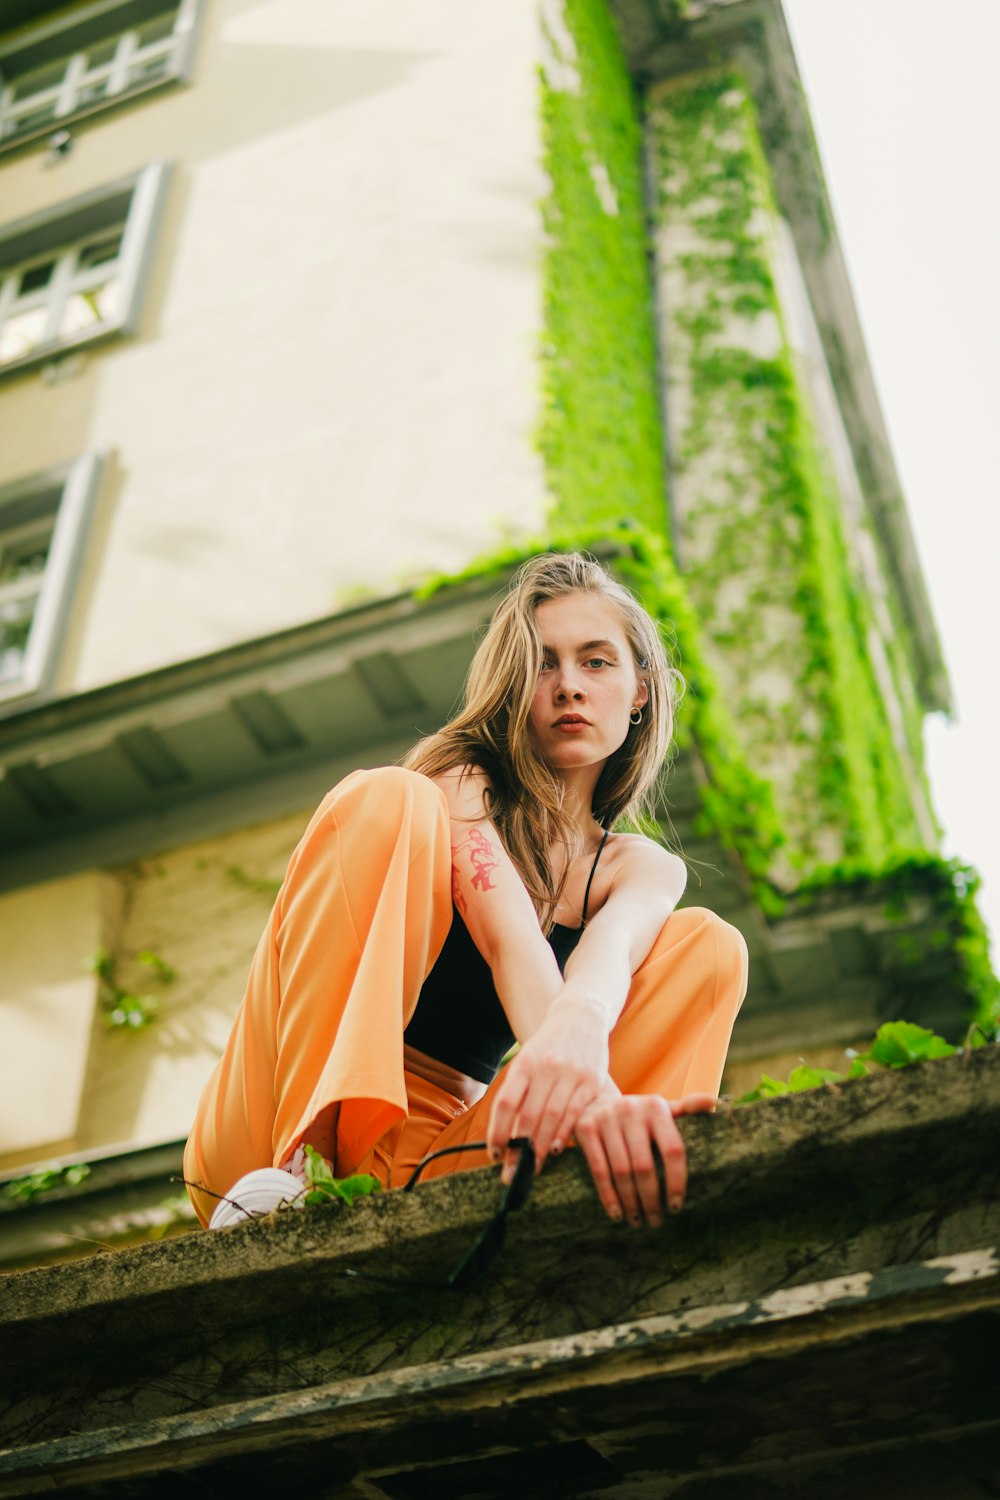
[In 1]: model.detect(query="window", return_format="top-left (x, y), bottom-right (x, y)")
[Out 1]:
top-left (0, 161), bottom-right (170, 376)
top-left (0, 0), bottom-right (200, 151)
top-left (0, 454), bottom-right (103, 708)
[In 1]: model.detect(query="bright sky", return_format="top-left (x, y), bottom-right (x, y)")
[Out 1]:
top-left (782, 0), bottom-right (1000, 959)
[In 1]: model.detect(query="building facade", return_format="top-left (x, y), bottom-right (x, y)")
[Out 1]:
top-left (0, 0), bottom-right (989, 1261)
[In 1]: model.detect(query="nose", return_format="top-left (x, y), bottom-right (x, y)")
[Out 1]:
top-left (553, 664), bottom-right (587, 700)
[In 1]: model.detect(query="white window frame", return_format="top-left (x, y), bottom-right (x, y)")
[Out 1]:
top-left (0, 453), bottom-right (104, 710)
top-left (0, 161), bottom-right (170, 379)
top-left (0, 0), bottom-right (200, 153)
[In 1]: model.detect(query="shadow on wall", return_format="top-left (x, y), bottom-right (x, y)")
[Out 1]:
top-left (187, 2), bottom-right (441, 166)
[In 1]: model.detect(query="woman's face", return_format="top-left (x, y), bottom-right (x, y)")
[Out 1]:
top-left (528, 591), bottom-right (648, 774)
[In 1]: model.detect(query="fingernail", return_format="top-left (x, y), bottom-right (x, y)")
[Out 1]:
top-left (609, 1207), bottom-right (622, 1222)
top-left (630, 1213), bottom-right (642, 1229)
top-left (648, 1214), bottom-right (662, 1229)
top-left (501, 1165), bottom-right (513, 1186)
top-left (489, 1147), bottom-right (501, 1163)
top-left (669, 1196), bottom-right (682, 1214)
top-left (551, 1139), bottom-right (562, 1155)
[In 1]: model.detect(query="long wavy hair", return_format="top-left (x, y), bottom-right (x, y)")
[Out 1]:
top-left (405, 552), bottom-right (682, 929)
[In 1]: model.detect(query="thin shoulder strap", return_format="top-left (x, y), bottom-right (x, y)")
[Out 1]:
top-left (581, 829), bottom-right (611, 925)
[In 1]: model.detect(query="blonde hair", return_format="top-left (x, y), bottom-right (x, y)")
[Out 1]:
top-left (405, 552), bottom-right (682, 927)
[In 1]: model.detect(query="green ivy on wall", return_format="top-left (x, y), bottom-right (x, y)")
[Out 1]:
top-left (85, 946), bottom-right (176, 1030)
top-left (795, 854), bottom-right (1000, 1032)
top-left (537, 0), bottom-right (668, 540)
top-left (649, 72), bottom-right (928, 870)
top-left (535, 8), bottom-right (784, 894)
top-left (418, 4), bottom-right (995, 1028)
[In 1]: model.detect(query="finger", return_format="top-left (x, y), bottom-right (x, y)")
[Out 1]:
top-left (601, 1112), bottom-right (643, 1228)
top-left (530, 1075), bottom-right (578, 1171)
top-left (651, 1105), bottom-right (688, 1214)
top-left (554, 1076), bottom-right (606, 1153)
top-left (487, 1066), bottom-right (530, 1162)
top-left (667, 1092), bottom-right (718, 1117)
top-left (621, 1109), bottom-right (664, 1227)
top-left (575, 1114), bottom-right (622, 1223)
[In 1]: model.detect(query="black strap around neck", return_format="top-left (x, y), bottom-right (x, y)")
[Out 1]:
top-left (581, 829), bottom-right (610, 925)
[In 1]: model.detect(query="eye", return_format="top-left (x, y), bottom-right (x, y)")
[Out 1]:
top-left (585, 656), bottom-right (611, 669)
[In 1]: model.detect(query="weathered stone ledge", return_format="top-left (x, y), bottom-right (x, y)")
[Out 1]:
top-left (1, 1048), bottom-right (997, 1497)
top-left (3, 1248), bottom-right (997, 1496)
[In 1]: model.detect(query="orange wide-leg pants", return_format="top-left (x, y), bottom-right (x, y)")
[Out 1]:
top-left (184, 767), bottom-right (749, 1226)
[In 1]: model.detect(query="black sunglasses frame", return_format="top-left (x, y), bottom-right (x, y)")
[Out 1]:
top-left (403, 1136), bottom-right (535, 1289)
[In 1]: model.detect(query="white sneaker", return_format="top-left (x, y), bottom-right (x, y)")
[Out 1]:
top-left (208, 1167), bottom-right (305, 1230)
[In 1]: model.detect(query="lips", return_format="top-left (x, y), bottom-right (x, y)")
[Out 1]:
top-left (553, 715), bottom-right (590, 727)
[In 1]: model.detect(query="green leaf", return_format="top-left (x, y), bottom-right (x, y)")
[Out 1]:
top-left (84, 947), bottom-right (115, 983)
top-left (857, 1021), bottom-right (956, 1069)
top-left (303, 1144), bottom-right (335, 1188)
top-left (332, 1173), bottom-right (382, 1203)
top-left (3, 1162), bottom-right (91, 1203)
top-left (735, 1073), bottom-right (789, 1104)
top-left (136, 950), bottom-right (176, 983)
top-left (301, 1147), bottom-right (381, 1206)
top-left (786, 1064), bottom-right (845, 1091)
top-left (303, 1184), bottom-right (346, 1206)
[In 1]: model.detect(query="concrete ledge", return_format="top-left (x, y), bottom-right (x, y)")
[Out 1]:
top-left (1, 1049), bottom-right (998, 1497)
top-left (4, 1250), bottom-right (997, 1496)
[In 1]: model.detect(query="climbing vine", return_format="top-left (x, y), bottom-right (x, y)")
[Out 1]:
top-left (538, 0), bottom-right (668, 540)
top-left (795, 854), bottom-right (1000, 1032)
top-left (648, 72), bottom-right (928, 871)
top-left (301, 1145), bottom-right (381, 1207)
top-left (2, 1161), bottom-right (90, 1204)
top-left (414, 6), bottom-right (995, 1027)
top-left (85, 946), bottom-right (176, 1029)
top-left (737, 1016), bottom-right (996, 1104)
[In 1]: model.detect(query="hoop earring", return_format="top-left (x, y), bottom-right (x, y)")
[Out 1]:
top-left (629, 707), bottom-right (643, 725)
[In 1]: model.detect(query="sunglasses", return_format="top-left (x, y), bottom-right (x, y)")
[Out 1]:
top-left (402, 1136), bottom-right (536, 1290)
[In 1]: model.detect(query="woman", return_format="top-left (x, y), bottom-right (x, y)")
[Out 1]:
top-left (184, 552), bottom-right (748, 1232)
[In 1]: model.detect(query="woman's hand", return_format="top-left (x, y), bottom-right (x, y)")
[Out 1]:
top-left (486, 998), bottom-right (610, 1173)
top-left (574, 1089), bottom-right (717, 1228)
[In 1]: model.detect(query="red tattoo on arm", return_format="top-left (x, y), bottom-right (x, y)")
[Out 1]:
top-left (452, 827), bottom-right (500, 914)
top-left (452, 866), bottom-right (468, 917)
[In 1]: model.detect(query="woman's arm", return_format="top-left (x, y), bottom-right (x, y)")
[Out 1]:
top-left (432, 765), bottom-right (565, 1040)
top-left (486, 837), bottom-right (687, 1167)
top-left (561, 837), bottom-right (687, 1025)
top-left (434, 765), bottom-right (696, 1210)
top-left (434, 765), bottom-right (621, 1164)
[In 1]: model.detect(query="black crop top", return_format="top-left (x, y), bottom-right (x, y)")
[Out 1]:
top-left (403, 831), bottom-right (610, 1085)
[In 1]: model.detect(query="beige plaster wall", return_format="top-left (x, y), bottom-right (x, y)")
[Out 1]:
top-left (0, 0), bottom-right (548, 692)
top-left (73, 804), bottom-right (311, 1159)
top-left (0, 805), bottom-right (327, 1169)
top-left (0, 872), bottom-right (101, 1163)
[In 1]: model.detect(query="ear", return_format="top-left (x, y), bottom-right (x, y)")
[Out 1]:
top-left (633, 677), bottom-right (650, 711)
